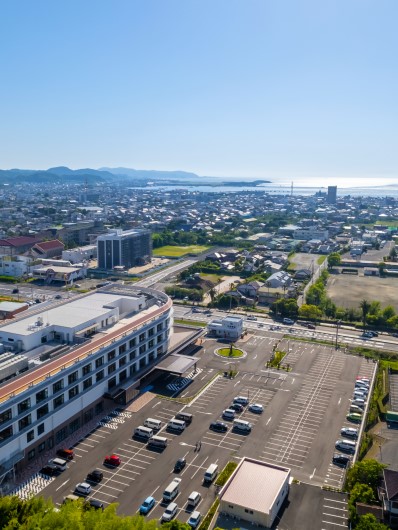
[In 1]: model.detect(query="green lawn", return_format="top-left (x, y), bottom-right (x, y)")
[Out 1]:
top-left (317, 255), bottom-right (326, 265)
top-left (217, 347), bottom-right (244, 358)
top-left (153, 245), bottom-right (211, 257)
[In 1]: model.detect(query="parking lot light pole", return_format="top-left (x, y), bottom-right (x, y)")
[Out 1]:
top-left (335, 320), bottom-right (341, 350)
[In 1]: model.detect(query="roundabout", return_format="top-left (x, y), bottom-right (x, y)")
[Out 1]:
top-left (215, 345), bottom-right (247, 359)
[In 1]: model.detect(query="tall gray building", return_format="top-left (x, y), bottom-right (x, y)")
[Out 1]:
top-left (327, 186), bottom-right (337, 204)
top-left (97, 229), bottom-right (152, 270)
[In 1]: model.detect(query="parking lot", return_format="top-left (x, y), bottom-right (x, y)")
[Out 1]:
top-left (34, 327), bottom-right (376, 527)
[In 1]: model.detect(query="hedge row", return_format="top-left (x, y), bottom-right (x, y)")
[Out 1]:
top-left (215, 461), bottom-right (238, 487)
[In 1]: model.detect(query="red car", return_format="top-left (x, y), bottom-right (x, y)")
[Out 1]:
top-left (103, 454), bottom-right (121, 467)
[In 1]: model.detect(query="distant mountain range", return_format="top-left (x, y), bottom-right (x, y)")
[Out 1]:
top-left (0, 166), bottom-right (204, 184)
top-left (0, 166), bottom-right (270, 186)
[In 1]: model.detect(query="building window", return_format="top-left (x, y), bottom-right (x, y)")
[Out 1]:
top-left (228, 505), bottom-right (234, 509)
top-left (37, 404), bottom-right (49, 419)
top-left (139, 344), bottom-right (146, 354)
top-left (119, 344), bottom-right (126, 354)
top-left (119, 369), bottom-right (127, 382)
top-left (82, 363), bottom-right (91, 376)
top-left (157, 347), bottom-right (163, 355)
top-left (96, 369), bottom-right (104, 382)
top-left (157, 323), bottom-right (163, 332)
top-left (0, 426), bottom-right (13, 441)
top-left (95, 356), bottom-right (104, 368)
top-left (18, 398), bottom-right (31, 414)
top-left (38, 442), bottom-right (45, 453)
top-left (108, 377), bottom-right (116, 390)
top-left (119, 356), bottom-right (126, 367)
top-left (0, 409), bottom-right (12, 425)
top-left (27, 430), bottom-right (34, 442)
top-left (148, 339), bottom-right (154, 348)
top-left (129, 338), bottom-right (136, 348)
top-left (129, 350), bottom-right (137, 361)
top-left (139, 333), bottom-right (145, 343)
top-left (83, 377), bottom-right (92, 390)
top-left (18, 414), bottom-right (31, 430)
top-left (69, 386), bottom-right (79, 399)
top-left (36, 389), bottom-right (48, 404)
top-left (37, 423), bottom-right (45, 435)
top-left (53, 395), bottom-right (64, 409)
top-left (55, 427), bottom-right (67, 444)
top-left (157, 334), bottom-right (163, 343)
top-left (53, 380), bottom-right (64, 394)
top-left (84, 409), bottom-right (93, 423)
top-left (108, 350), bottom-right (116, 362)
top-left (27, 449), bottom-right (35, 461)
top-left (68, 371), bottom-right (78, 385)
top-left (69, 418), bottom-right (80, 434)
top-left (148, 327), bottom-right (154, 337)
top-left (108, 363), bottom-right (116, 374)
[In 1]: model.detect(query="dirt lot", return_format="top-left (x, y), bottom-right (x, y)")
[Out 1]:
top-left (327, 272), bottom-right (398, 310)
top-left (290, 252), bottom-right (320, 270)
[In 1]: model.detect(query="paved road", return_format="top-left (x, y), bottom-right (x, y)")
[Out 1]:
top-left (173, 305), bottom-right (398, 352)
top-left (135, 259), bottom-right (197, 287)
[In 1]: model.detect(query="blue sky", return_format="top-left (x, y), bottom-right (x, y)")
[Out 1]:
top-left (0, 0), bottom-right (397, 179)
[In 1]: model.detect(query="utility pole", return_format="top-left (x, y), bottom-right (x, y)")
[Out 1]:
top-left (335, 320), bottom-right (341, 350)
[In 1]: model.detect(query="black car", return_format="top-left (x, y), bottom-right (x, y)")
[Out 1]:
top-left (86, 469), bottom-right (103, 483)
top-left (229, 403), bottom-right (244, 413)
top-left (369, 331), bottom-right (379, 337)
top-left (35, 299), bottom-right (41, 304)
top-left (85, 499), bottom-right (104, 511)
top-left (55, 294), bottom-right (62, 300)
top-left (40, 464), bottom-right (60, 477)
top-left (174, 458), bottom-right (186, 472)
top-left (12, 288), bottom-right (19, 294)
top-left (210, 421), bottom-right (228, 433)
top-left (332, 454), bottom-right (350, 467)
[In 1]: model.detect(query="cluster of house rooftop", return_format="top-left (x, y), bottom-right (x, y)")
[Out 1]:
top-left (0, 183), bottom-right (397, 284)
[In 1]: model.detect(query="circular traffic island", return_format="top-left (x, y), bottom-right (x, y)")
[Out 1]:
top-left (215, 346), bottom-right (246, 359)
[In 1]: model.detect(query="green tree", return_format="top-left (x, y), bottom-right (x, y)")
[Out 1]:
top-left (298, 304), bottom-right (323, 321)
top-left (368, 301), bottom-right (381, 316)
top-left (382, 305), bottom-right (395, 322)
top-left (327, 252), bottom-right (341, 269)
top-left (389, 245), bottom-right (397, 262)
top-left (346, 459), bottom-right (386, 494)
top-left (355, 514), bottom-right (389, 530)
top-left (359, 299), bottom-right (371, 328)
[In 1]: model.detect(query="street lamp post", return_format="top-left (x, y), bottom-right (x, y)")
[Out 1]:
top-left (335, 320), bottom-right (341, 350)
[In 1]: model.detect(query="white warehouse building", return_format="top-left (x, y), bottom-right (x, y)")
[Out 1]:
top-left (0, 286), bottom-right (173, 481)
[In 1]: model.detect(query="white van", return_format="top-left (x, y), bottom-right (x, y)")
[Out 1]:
top-left (335, 439), bottom-right (356, 454)
top-left (147, 435), bottom-right (168, 448)
top-left (187, 491), bottom-right (201, 508)
top-left (163, 478), bottom-right (181, 502)
top-left (144, 418), bottom-right (162, 431)
top-left (48, 458), bottom-right (68, 472)
top-left (350, 404), bottom-right (363, 414)
top-left (168, 419), bottom-right (186, 432)
top-left (233, 419), bottom-right (252, 433)
top-left (134, 426), bottom-right (154, 440)
top-left (204, 463), bottom-right (218, 484)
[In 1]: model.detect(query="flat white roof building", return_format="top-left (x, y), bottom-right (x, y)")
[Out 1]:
top-left (207, 316), bottom-right (243, 340)
top-left (0, 286), bottom-right (173, 484)
top-left (219, 457), bottom-right (290, 528)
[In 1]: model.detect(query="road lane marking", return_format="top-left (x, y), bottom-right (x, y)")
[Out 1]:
top-left (56, 479), bottom-right (70, 491)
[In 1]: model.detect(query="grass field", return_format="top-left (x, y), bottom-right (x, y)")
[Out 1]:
top-left (153, 245), bottom-right (210, 257)
top-left (327, 273), bottom-right (398, 311)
